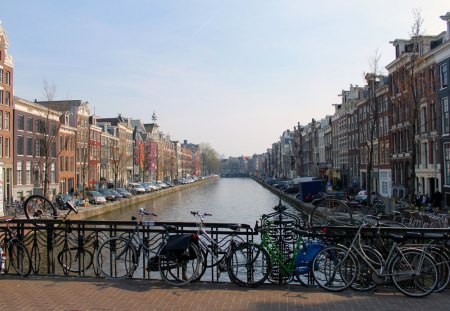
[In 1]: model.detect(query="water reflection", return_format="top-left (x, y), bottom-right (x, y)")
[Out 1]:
top-left (89, 178), bottom-right (302, 225)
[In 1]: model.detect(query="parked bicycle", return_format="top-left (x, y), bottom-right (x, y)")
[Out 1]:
top-left (311, 215), bottom-right (439, 297)
top-left (227, 204), bottom-right (327, 287)
top-left (22, 194), bottom-right (95, 275)
top-left (190, 211), bottom-right (245, 282)
top-left (0, 218), bottom-right (32, 276)
top-left (96, 208), bottom-right (202, 286)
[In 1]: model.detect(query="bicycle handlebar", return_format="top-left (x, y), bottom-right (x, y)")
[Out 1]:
top-left (190, 211), bottom-right (212, 217)
top-left (138, 207), bottom-right (157, 217)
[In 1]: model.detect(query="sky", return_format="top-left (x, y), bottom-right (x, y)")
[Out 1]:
top-left (1, 1), bottom-right (448, 157)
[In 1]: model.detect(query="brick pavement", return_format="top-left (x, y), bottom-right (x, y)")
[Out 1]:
top-left (0, 276), bottom-right (449, 311)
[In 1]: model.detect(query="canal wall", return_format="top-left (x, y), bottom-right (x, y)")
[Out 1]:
top-left (252, 178), bottom-right (314, 216)
top-left (71, 178), bottom-right (216, 220)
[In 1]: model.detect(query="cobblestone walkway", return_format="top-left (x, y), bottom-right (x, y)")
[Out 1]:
top-left (1, 276), bottom-right (449, 311)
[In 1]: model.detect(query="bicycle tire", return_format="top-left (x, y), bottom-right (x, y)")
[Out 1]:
top-left (23, 195), bottom-right (58, 226)
top-left (158, 243), bottom-right (202, 286)
top-left (351, 246), bottom-right (383, 292)
top-left (7, 240), bottom-right (32, 277)
top-left (227, 243), bottom-right (271, 287)
top-left (96, 237), bottom-right (137, 279)
top-left (311, 245), bottom-right (358, 292)
top-left (390, 249), bottom-right (438, 298)
top-left (426, 247), bottom-right (450, 293)
top-left (309, 199), bottom-right (354, 227)
top-left (58, 247), bottom-right (94, 274)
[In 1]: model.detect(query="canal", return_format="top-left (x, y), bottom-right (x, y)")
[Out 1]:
top-left (88, 178), bottom-right (303, 225)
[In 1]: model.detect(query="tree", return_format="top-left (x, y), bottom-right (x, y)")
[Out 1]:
top-left (110, 141), bottom-right (131, 188)
top-left (364, 49), bottom-right (383, 204)
top-left (199, 143), bottom-right (220, 175)
top-left (38, 80), bottom-right (64, 198)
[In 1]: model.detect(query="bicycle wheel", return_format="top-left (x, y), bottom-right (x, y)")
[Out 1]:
top-left (24, 195), bottom-right (58, 226)
top-left (159, 243), bottom-right (202, 286)
top-left (390, 249), bottom-right (438, 298)
top-left (227, 243), bottom-right (271, 287)
top-left (309, 199), bottom-right (354, 227)
top-left (351, 246), bottom-right (383, 292)
top-left (58, 247), bottom-right (94, 274)
top-left (312, 245), bottom-right (358, 292)
top-left (6, 240), bottom-right (32, 277)
top-left (96, 237), bottom-right (137, 279)
top-left (426, 247), bottom-right (450, 293)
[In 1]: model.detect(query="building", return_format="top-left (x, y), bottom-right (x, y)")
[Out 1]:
top-left (0, 21), bottom-right (14, 203)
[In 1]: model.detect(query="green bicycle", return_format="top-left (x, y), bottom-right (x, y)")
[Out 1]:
top-left (227, 213), bottom-right (326, 287)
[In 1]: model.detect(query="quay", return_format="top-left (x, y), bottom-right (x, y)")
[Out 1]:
top-left (1, 275), bottom-right (450, 311)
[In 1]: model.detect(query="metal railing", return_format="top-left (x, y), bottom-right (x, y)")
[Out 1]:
top-left (0, 218), bottom-right (255, 282)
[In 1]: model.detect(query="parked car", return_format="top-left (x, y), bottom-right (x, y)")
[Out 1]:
top-left (85, 190), bottom-right (107, 205)
top-left (164, 181), bottom-right (175, 187)
top-left (141, 182), bottom-right (159, 192)
top-left (116, 188), bottom-right (132, 198)
top-left (128, 183), bottom-right (146, 195)
top-left (55, 193), bottom-right (74, 210)
top-left (156, 181), bottom-right (169, 189)
top-left (99, 189), bottom-right (117, 201)
top-left (110, 189), bottom-right (124, 200)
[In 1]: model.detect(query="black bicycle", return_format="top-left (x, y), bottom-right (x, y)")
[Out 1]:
top-left (0, 218), bottom-right (32, 276)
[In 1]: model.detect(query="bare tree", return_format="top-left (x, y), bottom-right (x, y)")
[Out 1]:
top-left (364, 49), bottom-right (383, 204)
top-left (38, 80), bottom-right (65, 198)
top-left (110, 141), bottom-right (131, 188)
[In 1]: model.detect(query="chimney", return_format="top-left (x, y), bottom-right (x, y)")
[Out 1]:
top-left (441, 12), bottom-right (450, 42)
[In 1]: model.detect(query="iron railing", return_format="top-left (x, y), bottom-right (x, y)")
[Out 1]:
top-left (0, 218), bottom-right (255, 282)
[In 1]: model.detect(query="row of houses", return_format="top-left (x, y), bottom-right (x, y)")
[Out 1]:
top-left (245, 12), bottom-right (450, 205)
top-left (0, 22), bottom-right (203, 208)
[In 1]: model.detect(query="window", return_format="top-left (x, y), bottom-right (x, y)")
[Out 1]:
top-left (5, 71), bottom-right (10, 86)
top-left (51, 163), bottom-right (56, 184)
top-left (441, 63), bottom-right (448, 89)
top-left (35, 139), bottom-right (41, 157)
top-left (0, 111), bottom-right (2, 129)
top-left (5, 137), bottom-right (10, 158)
top-left (26, 137), bottom-right (33, 156)
top-left (4, 112), bottom-right (9, 130)
top-left (0, 137), bottom-right (2, 157)
top-left (17, 136), bottom-right (24, 155)
top-left (17, 161), bottom-right (22, 185)
top-left (443, 97), bottom-right (449, 135)
top-left (60, 156), bottom-right (64, 172)
top-left (0, 68), bottom-right (3, 83)
top-left (445, 143), bottom-right (450, 185)
top-left (26, 161), bottom-right (31, 184)
top-left (17, 115), bottom-right (24, 130)
top-left (0, 89), bottom-right (2, 104)
top-left (27, 117), bottom-right (33, 131)
top-left (5, 91), bottom-right (10, 106)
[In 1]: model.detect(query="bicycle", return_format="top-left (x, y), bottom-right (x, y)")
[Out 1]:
top-left (96, 208), bottom-right (202, 286)
top-left (189, 211), bottom-right (245, 282)
top-left (0, 218), bottom-right (32, 276)
top-left (311, 216), bottom-right (439, 297)
top-left (227, 211), bottom-right (327, 287)
top-left (21, 194), bottom-right (96, 275)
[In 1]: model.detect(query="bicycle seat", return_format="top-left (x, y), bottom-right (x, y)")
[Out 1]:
top-left (225, 224), bottom-right (241, 231)
top-left (161, 224), bottom-right (177, 232)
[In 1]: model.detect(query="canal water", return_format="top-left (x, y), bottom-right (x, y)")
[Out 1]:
top-left (89, 178), bottom-right (303, 226)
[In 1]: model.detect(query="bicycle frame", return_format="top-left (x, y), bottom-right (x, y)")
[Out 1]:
top-left (338, 222), bottom-right (430, 282)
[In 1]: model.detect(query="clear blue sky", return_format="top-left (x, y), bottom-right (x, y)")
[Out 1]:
top-left (1, 1), bottom-right (448, 157)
